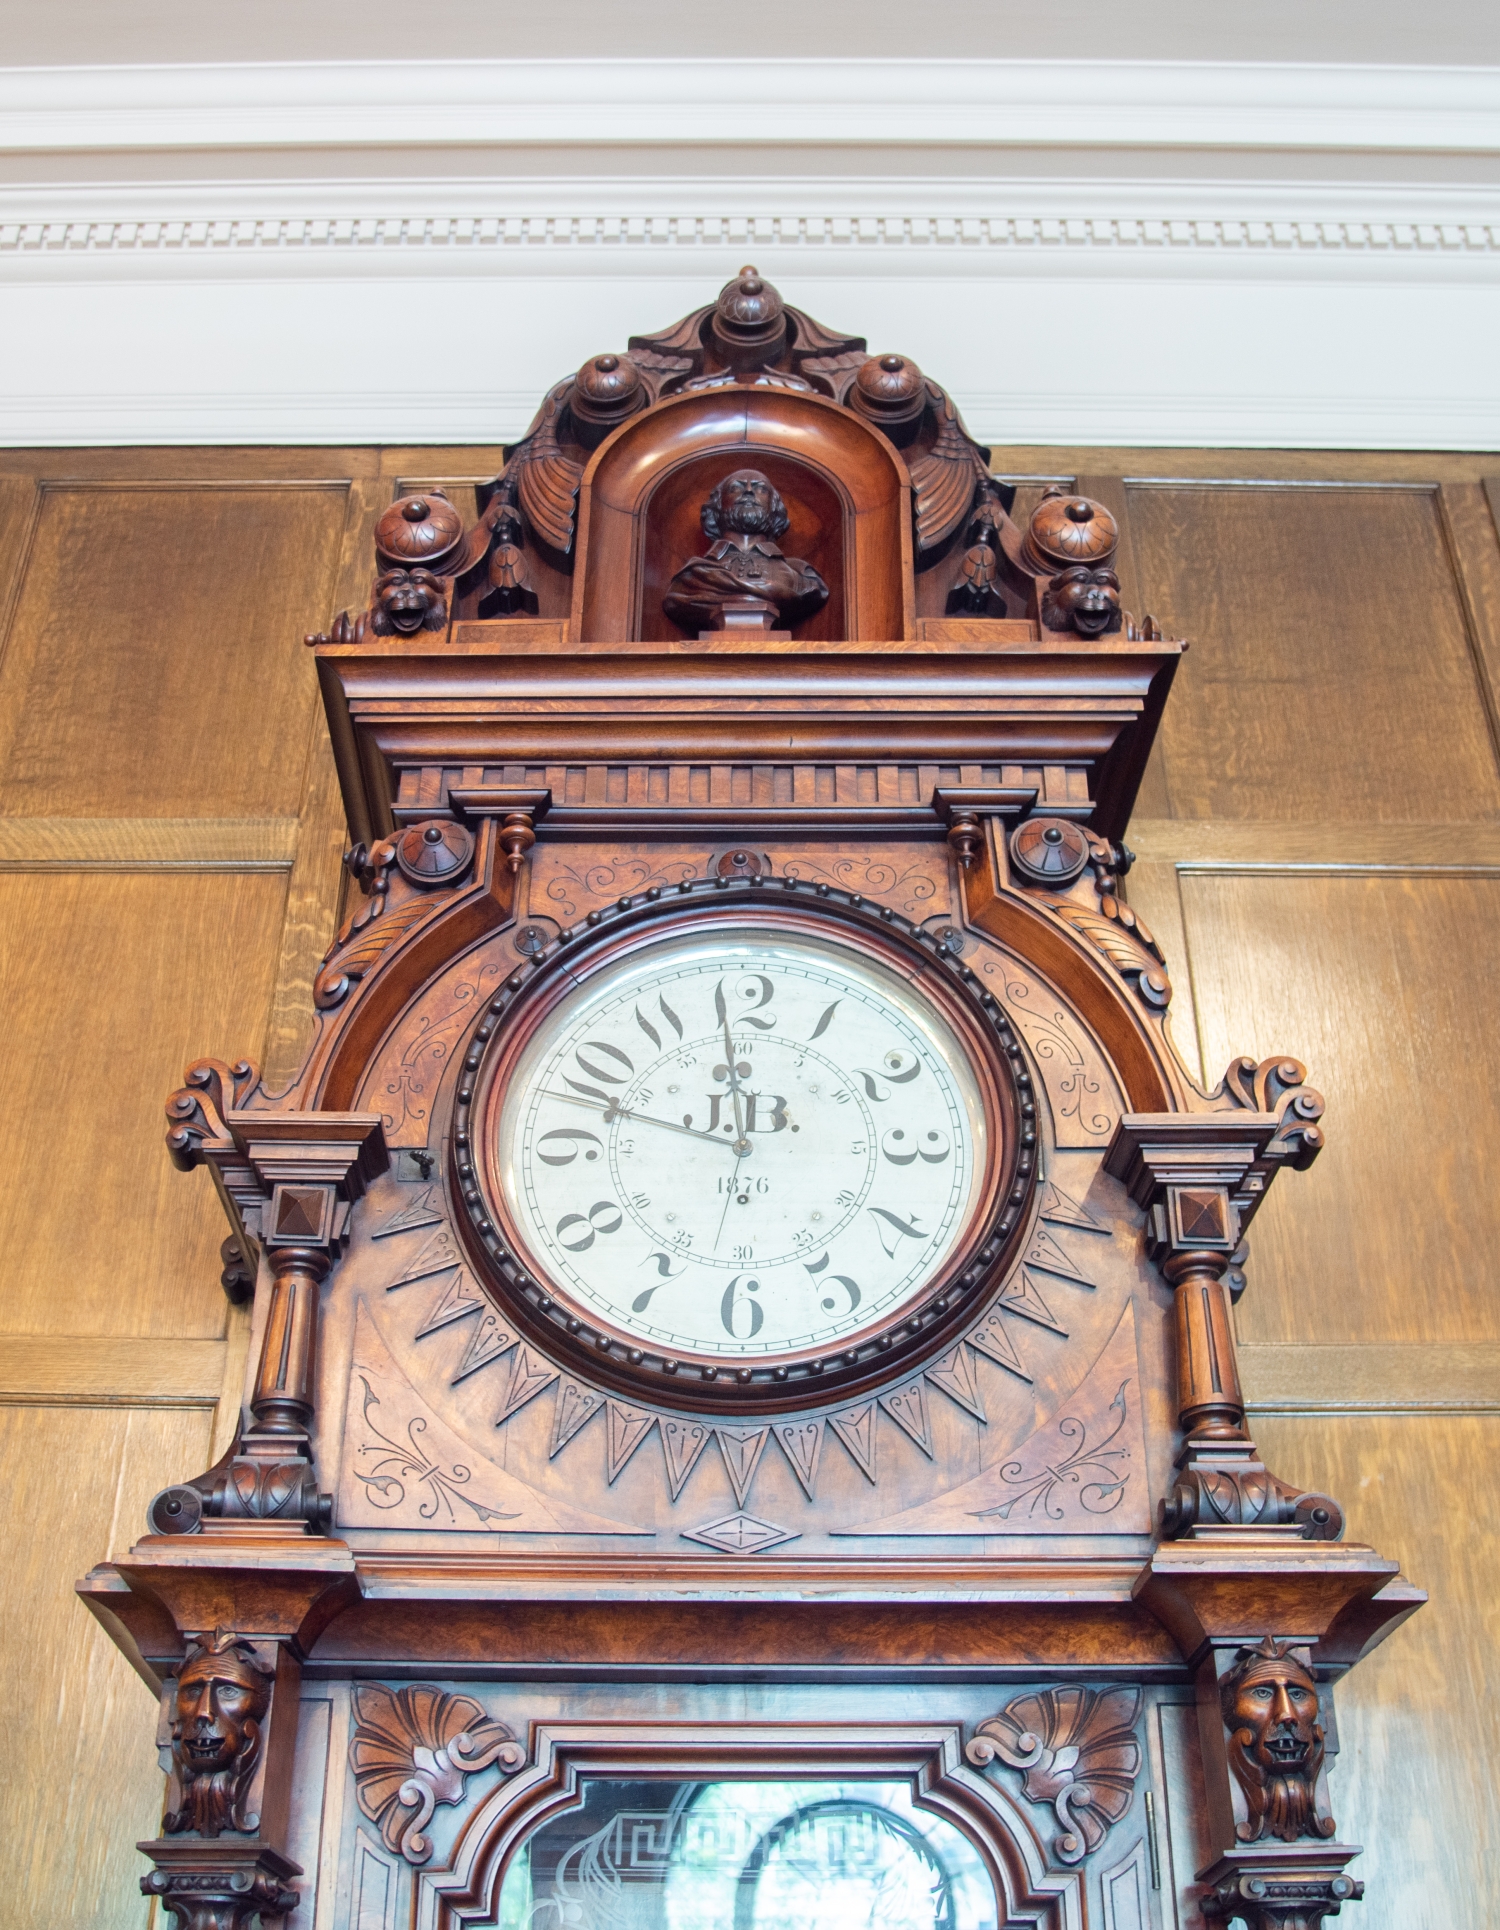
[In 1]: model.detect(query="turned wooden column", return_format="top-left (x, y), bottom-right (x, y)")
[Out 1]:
top-left (253, 1223), bottom-right (334, 1436)
top-left (1106, 1114), bottom-right (1343, 1540)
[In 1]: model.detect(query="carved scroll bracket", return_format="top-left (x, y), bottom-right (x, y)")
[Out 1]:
top-left (151, 1114), bottom-right (386, 1538)
top-left (1201, 1857), bottom-right (1363, 1930)
top-left (1105, 1102), bottom-right (1342, 1541)
top-left (140, 1839), bottom-right (301, 1930)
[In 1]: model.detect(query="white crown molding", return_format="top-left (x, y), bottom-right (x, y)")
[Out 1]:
top-left (3, 182), bottom-right (1498, 283)
top-left (4, 57), bottom-right (1500, 154)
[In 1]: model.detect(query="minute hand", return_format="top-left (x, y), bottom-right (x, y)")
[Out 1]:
top-left (537, 1089), bottom-right (736, 1152)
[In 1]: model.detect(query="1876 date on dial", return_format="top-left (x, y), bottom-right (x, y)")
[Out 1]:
top-left (464, 901), bottom-right (1027, 1400)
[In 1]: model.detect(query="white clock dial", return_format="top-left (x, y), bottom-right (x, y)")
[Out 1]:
top-left (490, 929), bottom-right (988, 1361)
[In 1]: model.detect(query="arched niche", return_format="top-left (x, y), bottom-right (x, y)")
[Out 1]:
top-left (572, 389), bottom-right (914, 644)
top-left (419, 1721), bottom-right (1077, 1930)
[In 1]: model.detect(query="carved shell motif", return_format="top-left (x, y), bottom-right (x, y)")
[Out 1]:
top-left (967, 1685), bottom-right (1142, 1863)
top-left (349, 1683), bottom-right (525, 1865)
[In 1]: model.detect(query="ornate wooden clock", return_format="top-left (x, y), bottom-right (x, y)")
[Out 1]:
top-left (82, 270), bottom-right (1422, 1930)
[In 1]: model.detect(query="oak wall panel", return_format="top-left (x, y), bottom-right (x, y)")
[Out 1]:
top-left (1179, 870), bottom-right (1500, 1346)
top-left (1124, 483), bottom-right (1500, 823)
top-left (0, 1403), bottom-right (214, 1930)
top-left (1255, 1414), bottom-right (1500, 1930)
top-left (0, 482), bottom-right (348, 820)
top-left (0, 869), bottom-right (287, 1338)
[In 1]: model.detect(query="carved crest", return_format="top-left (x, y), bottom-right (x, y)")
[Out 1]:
top-left (967, 1684), bottom-right (1143, 1863)
top-left (349, 1683), bottom-right (525, 1864)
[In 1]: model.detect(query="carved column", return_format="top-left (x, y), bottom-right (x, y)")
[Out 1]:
top-left (152, 1114), bottom-right (386, 1535)
top-left (1105, 1092), bottom-right (1341, 1540)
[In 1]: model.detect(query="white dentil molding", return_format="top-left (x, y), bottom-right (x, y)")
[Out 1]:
top-left (3, 57), bottom-right (1500, 153)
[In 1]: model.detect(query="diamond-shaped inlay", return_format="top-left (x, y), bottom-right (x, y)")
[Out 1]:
top-left (682, 1513), bottom-right (800, 1554)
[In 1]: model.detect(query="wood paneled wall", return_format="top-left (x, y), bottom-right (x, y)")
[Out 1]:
top-left (0, 447), bottom-right (500, 1930)
top-left (1, 444), bottom-right (1494, 1927)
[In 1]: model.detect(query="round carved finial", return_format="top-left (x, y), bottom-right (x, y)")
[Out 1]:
top-left (711, 264), bottom-right (788, 362)
top-left (571, 350), bottom-right (646, 432)
top-left (849, 353), bottom-right (927, 430)
top-left (1023, 489), bottom-right (1118, 573)
top-left (394, 818), bottom-right (475, 886)
top-left (375, 491), bottom-right (464, 568)
top-left (1009, 816), bottom-right (1092, 888)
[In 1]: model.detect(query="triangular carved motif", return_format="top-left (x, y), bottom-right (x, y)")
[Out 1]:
top-left (1025, 1224), bottom-right (1095, 1288)
top-left (494, 1345), bottom-right (560, 1425)
top-left (415, 1270), bottom-right (484, 1338)
top-left (840, 1303), bottom-right (1149, 1538)
top-left (371, 1186), bottom-right (444, 1240)
top-left (774, 1420), bottom-right (823, 1500)
top-left (966, 1311), bottom-right (1032, 1381)
top-left (387, 1228), bottom-right (463, 1290)
top-left (828, 1403), bottom-right (878, 1483)
top-left (605, 1402), bottom-right (657, 1483)
top-left (340, 1301), bottom-right (643, 1536)
top-left (682, 1513), bottom-right (800, 1554)
top-left (999, 1269), bottom-right (1069, 1336)
top-left (660, 1417), bottom-right (713, 1500)
top-left (715, 1425), bottom-right (771, 1508)
top-left (1039, 1179), bottom-right (1108, 1234)
top-left (450, 1312), bottom-right (517, 1384)
top-left (879, 1382), bottom-right (933, 1457)
top-left (549, 1379), bottom-right (604, 1458)
top-left (925, 1345), bottom-right (987, 1422)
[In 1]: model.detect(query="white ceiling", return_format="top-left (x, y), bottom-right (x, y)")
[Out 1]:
top-left (2, 7), bottom-right (1497, 449)
top-left (8, 0), bottom-right (1499, 69)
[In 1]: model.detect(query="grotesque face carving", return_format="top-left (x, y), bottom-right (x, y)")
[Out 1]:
top-left (700, 470), bottom-right (790, 543)
top-left (370, 568), bottom-right (447, 636)
top-left (1041, 566), bottom-right (1122, 638)
top-left (164, 1633), bottom-right (274, 1838)
top-left (1220, 1638), bottom-right (1335, 1843)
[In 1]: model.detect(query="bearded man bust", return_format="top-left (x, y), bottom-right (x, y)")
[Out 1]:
top-left (663, 469), bottom-right (829, 636)
top-left (163, 1631), bottom-right (276, 1837)
top-left (1220, 1637), bottom-right (1337, 1844)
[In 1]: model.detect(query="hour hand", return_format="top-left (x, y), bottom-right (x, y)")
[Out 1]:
top-left (538, 1089), bottom-right (736, 1151)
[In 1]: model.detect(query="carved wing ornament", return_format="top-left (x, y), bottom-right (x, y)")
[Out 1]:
top-left (314, 821), bottom-right (477, 1011)
top-left (349, 1684), bottom-right (525, 1865)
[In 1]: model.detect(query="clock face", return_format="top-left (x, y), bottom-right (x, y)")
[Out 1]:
top-left (484, 926), bottom-right (991, 1367)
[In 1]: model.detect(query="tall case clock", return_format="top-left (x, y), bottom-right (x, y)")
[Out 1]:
top-left (82, 270), bottom-right (1421, 1930)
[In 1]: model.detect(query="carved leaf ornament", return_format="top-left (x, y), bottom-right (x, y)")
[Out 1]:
top-left (350, 1684), bottom-right (524, 1864)
top-left (967, 1685), bottom-right (1142, 1863)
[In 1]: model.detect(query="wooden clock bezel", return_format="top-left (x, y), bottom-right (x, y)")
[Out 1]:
top-left (450, 876), bottom-right (1037, 1411)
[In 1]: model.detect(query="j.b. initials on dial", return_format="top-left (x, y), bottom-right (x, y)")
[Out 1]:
top-left (488, 927), bottom-right (991, 1367)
